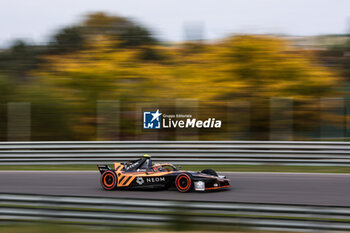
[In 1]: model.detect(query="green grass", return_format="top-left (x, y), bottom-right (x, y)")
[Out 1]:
top-left (3, 203), bottom-right (350, 223)
top-left (0, 223), bottom-right (305, 233)
top-left (0, 223), bottom-right (151, 233)
top-left (1, 164), bottom-right (350, 173)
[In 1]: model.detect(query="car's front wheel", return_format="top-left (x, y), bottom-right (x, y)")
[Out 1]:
top-left (175, 173), bottom-right (193, 192)
top-left (101, 170), bottom-right (117, 190)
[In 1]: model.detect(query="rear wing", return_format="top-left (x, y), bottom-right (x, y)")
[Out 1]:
top-left (97, 165), bottom-right (111, 174)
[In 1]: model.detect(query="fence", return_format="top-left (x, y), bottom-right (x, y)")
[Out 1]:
top-left (1, 193), bottom-right (350, 231)
top-left (1, 141), bottom-right (350, 166)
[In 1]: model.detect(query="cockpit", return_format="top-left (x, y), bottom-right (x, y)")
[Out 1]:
top-left (123, 155), bottom-right (178, 173)
top-left (152, 163), bottom-right (178, 172)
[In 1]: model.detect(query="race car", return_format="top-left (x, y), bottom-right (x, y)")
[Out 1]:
top-left (97, 154), bottom-right (230, 192)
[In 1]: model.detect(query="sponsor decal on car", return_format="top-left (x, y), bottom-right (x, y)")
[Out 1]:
top-left (126, 161), bottom-right (140, 171)
top-left (146, 177), bottom-right (165, 183)
top-left (136, 177), bottom-right (144, 185)
top-left (135, 176), bottom-right (165, 185)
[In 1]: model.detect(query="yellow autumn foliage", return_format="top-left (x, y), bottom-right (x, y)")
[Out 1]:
top-left (34, 34), bottom-right (342, 140)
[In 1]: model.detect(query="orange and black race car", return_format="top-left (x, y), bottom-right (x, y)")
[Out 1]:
top-left (97, 155), bottom-right (230, 192)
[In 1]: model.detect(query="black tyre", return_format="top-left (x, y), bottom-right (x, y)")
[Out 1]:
top-left (201, 169), bottom-right (218, 176)
top-left (175, 173), bottom-right (193, 192)
top-left (101, 170), bottom-right (117, 190)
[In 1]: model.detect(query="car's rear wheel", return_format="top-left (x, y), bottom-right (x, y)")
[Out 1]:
top-left (201, 169), bottom-right (218, 176)
top-left (175, 173), bottom-right (193, 192)
top-left (101, 170), bottom-right (117, 190)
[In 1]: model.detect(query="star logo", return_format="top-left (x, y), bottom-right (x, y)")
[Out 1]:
top-left (151, 109), bottom-right (162, 122)
top-left (143, 109), bottom-right (162, 129)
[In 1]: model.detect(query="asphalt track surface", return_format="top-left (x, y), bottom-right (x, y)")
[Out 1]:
top-left (0, 171), bottom-right (349, 206)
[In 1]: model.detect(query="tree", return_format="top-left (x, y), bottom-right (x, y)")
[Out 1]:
top-left (167, 35), bottom-right (341, 139)
top-left (36, 35), bottom-right (341, 140)
top-left (81, 12), bottom-right (157, 48)
top-left (0, 40), bottom-right (45, 80)
top-left (49, 26), bottom-right (84, 54)
top-left (36, 36), bottom-right (169, 139)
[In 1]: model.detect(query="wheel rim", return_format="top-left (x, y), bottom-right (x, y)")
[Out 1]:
top-left (177, 175), bottom-right (190, 191)
top-left (103, 173), bottom-right (115, 187)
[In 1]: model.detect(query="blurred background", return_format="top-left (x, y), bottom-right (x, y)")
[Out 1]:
top-left (0, 0), bottom-right (350, 142)
top-left (3, 2), bottom-right (350, 233)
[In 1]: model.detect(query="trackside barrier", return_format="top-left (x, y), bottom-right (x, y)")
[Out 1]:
top-left (1, 141), bottom-right (350, 165)
top-left (1, 193), bottom-right (350, 231)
